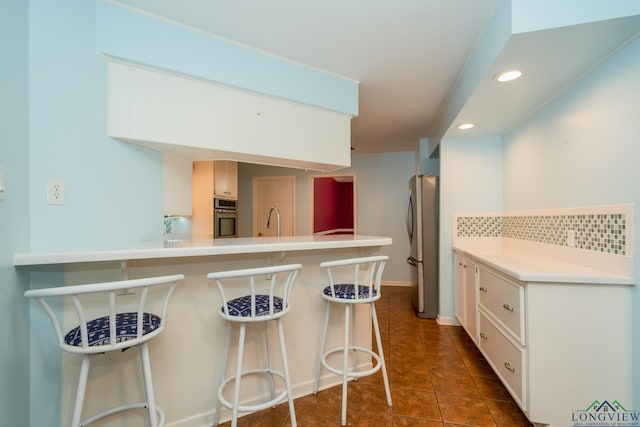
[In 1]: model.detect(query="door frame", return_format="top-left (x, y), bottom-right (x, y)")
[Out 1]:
top-left (309, 173), bottom-right (357, 235)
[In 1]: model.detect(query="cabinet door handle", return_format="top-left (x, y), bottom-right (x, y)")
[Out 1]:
top-left (504, 361), bottom-right (516, 373)
top-left (479, 286), bottom-right (487, 293)
top-left (480, 332), bottom-right (487, 340)
top-left (458, 262), bottom-right (462, 266)
top-left (503, 303), bottom-right (514, 312)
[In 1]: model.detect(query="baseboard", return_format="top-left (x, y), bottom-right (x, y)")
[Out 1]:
top-left (165, 410), bottom-right (214, 427)
top-left (436, 314), bottom-right (460, 326)
top-left (381, 280), bottom-right (411, 287)
top-left (165, 363), bottom-right (372, 427)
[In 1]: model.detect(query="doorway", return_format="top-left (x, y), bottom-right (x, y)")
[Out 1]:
top-left (310, 174), bottom-right (356, 235)
top-left (252, 176), bottom-right (296, 237)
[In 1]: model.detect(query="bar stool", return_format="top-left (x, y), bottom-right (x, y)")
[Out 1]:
top-left (24, 274), bottom-right (183, 427)
top-left (208, 263), bottom-right (302, 427)
top-left (313, 256), bottom-right (391, 426)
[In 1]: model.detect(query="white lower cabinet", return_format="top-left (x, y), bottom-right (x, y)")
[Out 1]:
top-left (454, 250), bottom-right (633, 427)
top-left (454, 254), bottom-right (478, 340)
top-left (476, 265), bottom-right (527, 409)
top-left (478, 310), bottom-right (526, 408)
top-left (478, 267), bottom-right (525, 344)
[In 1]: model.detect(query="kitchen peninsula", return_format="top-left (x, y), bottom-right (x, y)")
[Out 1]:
top-left (17, 234), bottom-right (392, 426)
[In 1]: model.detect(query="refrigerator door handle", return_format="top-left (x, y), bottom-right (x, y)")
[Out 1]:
top-left (407, 255), bottom-right (421, 266)
top-left (406, 193), bottom-right (414, 240)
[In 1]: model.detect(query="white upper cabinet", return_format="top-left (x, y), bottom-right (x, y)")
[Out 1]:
top-left (107, 61), bottom-right (352, 171)
top-left (163, 153), bottom-right (193, 217)
top-left (213, 160), bottom-right (237, 200)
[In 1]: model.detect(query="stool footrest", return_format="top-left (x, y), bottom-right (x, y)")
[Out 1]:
top-left (218, 368), bottom-right (288, 413)
top-left (321, 346), bottom-right (383, 379)
top-left (81, 402), bottom-right (164, 426)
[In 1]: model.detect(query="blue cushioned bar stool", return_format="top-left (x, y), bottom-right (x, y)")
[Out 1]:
top-left (208, 264), bottom-right (302, 427)
top-left (313, 256), bottom-right (391, 426)
top-left (24, 274), bottom-right (183, 427)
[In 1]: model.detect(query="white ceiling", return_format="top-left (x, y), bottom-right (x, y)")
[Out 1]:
top-left (111, 1), bottom-right (639, 155)
top-left (112, 0), bottom-right (497, 154)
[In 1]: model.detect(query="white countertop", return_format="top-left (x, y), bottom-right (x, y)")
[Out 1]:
top-left (454, 242), bottom-right (635, 285)
top-left (14, 234), bottom-right (392, 266)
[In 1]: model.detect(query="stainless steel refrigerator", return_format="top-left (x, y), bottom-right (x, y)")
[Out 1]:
top-left (407, 175), bottom-right (439, 319)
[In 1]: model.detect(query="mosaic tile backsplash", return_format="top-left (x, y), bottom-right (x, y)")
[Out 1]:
top-left (456, 208), bottom-right (630, 256)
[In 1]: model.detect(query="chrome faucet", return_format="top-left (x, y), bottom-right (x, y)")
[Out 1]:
top-left (266, 205), bottom-right (281, 237)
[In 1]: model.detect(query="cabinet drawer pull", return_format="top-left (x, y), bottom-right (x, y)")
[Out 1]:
top-left (503, 303), bottom-right (514, 312)
top-left (479, 332), bottom-right (488, 340)
top-left (479, 286), bottom-right (487, 293)
top-left (504, 361), bottom-right (516, 373)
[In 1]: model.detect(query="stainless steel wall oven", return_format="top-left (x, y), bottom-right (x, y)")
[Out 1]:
top-left (214, 198), bottom-right (238, 238)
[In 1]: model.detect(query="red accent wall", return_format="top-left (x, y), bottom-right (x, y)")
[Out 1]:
top-left (337, 182), bottom-right (354, 229)
top-left (314, 178), bottom-right (353, 234)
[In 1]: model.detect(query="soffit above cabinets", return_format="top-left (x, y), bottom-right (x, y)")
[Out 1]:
top-left (444, 14), bottom-right (640, 140)
top-left (106, 61), bottom-right (353, 171)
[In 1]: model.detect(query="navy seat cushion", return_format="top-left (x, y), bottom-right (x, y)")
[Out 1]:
top-left (64, 312), bottom-right (161, 347)
top-left (223, 294), bottom-right (284, 317)
top-left (323, 284), bottom-right (377, 299)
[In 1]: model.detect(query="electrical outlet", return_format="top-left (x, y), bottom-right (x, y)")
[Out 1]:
top-left (47, 178), bottom-right (65, 205)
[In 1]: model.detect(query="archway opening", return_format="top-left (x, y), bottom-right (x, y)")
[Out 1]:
top-left (311, 175), bottom-right (355, 235)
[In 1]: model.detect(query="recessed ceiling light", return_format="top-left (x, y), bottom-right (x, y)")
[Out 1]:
top-left (457, 123), bottom-right (474, 130)
top-left (495, 69), bottom-right (523, 82)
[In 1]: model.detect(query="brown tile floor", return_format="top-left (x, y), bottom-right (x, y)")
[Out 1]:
top-left (220, 287), bottom-right (533, 426)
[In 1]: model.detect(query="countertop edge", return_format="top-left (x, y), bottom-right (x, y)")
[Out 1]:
top-left (14, 236), bottom-right (393, 266)
top-left (453, 245), bottom-right (635, 286)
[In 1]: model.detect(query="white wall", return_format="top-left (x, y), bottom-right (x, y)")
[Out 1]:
top-left (439, 137), bottom-right (503, 322)
top-left (238, 151), bottom-right (416, 283)
top-left (350, 152), bottom-right (416, 282)
top-left (0, 1), bottom-right (31, 426)
top-left (502, 35), bottom-right (640, 409)
top-left (503, 38), bottom-right (640, 209)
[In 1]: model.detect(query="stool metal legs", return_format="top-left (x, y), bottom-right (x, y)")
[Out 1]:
top-left (140, 342), bottom-right (160, 427)
top-left (341, 303), bottom-right (350, 425)
top-left (72, 356), bottom-right (91, 427)
top-left (213, 324), bottom-right (233, 427)
top-left (371, 303), bottom-right (392, 407)
top-left (313, 301), bottom-right (331, 396)
top-left (71, 343), bottom-right (163, 427)
top-left (277, 318), bottom-right (297, 427)
top-left (214, 320), bottom-right (297, 427)
top-left (231, 323), bottom-right (247, 426)
top-left (313, 301), bottom-right (392, 426)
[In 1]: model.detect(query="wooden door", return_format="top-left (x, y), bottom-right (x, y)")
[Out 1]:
top-left (252, 176), bottom-right (295, 237)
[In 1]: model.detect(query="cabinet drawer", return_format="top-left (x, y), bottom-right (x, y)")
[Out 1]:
top-left (478, 267), bottom-right (525, 344)
top-left (478, 312), bottom-right (526, 408)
